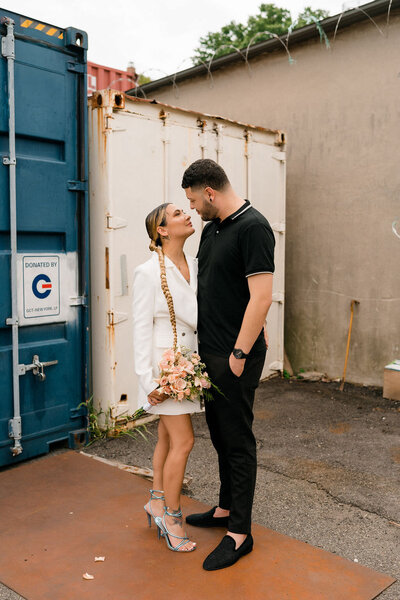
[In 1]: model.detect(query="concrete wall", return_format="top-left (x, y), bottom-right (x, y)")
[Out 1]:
top-left (147, 11), bottom-right (400, 386)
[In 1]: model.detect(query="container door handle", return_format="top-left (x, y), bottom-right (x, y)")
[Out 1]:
top-left (18, 354), bottom-right (58, 381)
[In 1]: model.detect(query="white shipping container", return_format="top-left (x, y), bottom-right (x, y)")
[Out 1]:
top-left (88, 89), bottom-right (286, 423)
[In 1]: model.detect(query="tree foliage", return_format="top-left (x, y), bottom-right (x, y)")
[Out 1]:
top-left (137, 73), bottom-right (152, 86)
top-left (193, 3), bottom-right (330, 64)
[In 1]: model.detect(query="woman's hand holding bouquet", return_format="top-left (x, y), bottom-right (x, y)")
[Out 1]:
top-left (154, 347), bottom-right (212, 403)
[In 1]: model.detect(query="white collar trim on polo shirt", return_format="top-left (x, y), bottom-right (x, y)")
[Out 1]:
top-left (231, 202), bottom-right (251, 220)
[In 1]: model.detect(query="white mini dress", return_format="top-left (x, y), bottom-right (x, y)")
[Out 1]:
top-left (132, 251), bottom-right (203, 415)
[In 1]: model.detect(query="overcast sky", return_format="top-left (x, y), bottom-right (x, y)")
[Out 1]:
top-left (2, 0), bottom-right (351, 76)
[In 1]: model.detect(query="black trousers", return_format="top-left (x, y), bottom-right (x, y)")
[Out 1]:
top-left (200, 350), bottom-right (266, 534)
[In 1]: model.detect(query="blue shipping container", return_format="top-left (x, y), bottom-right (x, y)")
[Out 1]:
top-left (0, 10), bottom-right (90, 466)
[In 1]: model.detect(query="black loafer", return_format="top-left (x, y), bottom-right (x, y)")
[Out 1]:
top-left (203, 534), bottom-right (254, 571)
top-left (185, 506), bottom-right (229, 528)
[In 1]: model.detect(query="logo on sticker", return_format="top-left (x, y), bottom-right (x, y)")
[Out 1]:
top-left (32, 274), bottom-right (52, 299)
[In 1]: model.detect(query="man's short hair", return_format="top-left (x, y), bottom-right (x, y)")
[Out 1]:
top-left (181, 159), bottom-right (229, 191)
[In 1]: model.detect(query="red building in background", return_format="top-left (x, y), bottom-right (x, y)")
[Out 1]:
top-left (87, 61), bottom-right (138, 94)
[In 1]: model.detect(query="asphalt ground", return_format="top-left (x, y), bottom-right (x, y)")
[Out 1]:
top-left (1, 377), bottom-right (399, 599)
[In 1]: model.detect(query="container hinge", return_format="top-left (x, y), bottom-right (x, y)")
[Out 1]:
top-left (269, 360), bottom-right (283, 371)
top-left (272, 292), bottom-right (284, 303)
top-left (67, 61), bottom-right (85, 74)
top-left (68, 180), bottom-right (87, 192)
top-left (271, 222), bottom-right (285, 233)
top-left (69, 295), bottom-right (87, 306)
top-left (8, 417), bottom-right (21, 439)
top-left (107, 310), bottom-right (128, 326)
top-left (3, 156), bottom-right (16, 166)
top-left (1, 19), bottom-right (15, 59)
top-left (272, 152), bottom-right (286, 162)
top-left (106, 215), bottom-right (128, 230)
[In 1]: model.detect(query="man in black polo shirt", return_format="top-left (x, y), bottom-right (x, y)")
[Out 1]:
top-left (181, 159), bottom-right (275, 571)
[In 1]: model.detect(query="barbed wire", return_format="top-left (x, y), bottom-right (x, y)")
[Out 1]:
top-left (392, 220), bottom-right (400, 240)
top-left (128, 3), bottom-right (392, 99)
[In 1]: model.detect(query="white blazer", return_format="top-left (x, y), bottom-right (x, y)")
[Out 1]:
top-left (132, 251), bottom-right (202, 414)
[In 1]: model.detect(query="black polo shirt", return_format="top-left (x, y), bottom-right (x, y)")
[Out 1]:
top-left (197, 200), bottom-right (275, 357)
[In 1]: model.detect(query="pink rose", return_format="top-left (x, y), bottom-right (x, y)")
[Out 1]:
top-left (160, 376), bottom-right (169, 386)
top-left (201, 378), bottom-right (211, 388)
top-left (163, 349), bottom-right (176, 362)
top-left (175, 378), bottom-right (187, 391)
top-left (159, 359), bottom-right (169, 370)
top-left (177, 391), bottom-right (184, 401)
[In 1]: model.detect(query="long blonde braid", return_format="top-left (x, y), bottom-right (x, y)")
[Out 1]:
top-left (149, 240), bottom-right (178, 349)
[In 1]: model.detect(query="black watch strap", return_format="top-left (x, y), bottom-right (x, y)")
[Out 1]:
top-left (233, 348), bottom-right (249, 359)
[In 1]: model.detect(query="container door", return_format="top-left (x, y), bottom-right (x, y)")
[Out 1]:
top-left (211, 124), bottom-right (286, 378)
top-left (0, 11), bottom-right (89, 466)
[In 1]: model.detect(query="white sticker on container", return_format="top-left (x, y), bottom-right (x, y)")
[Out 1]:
top-left (22, 255), bottom-right (60, 318)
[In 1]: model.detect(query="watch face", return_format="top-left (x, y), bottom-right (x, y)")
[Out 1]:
top-left (233, 349), bottom-right (243, 359)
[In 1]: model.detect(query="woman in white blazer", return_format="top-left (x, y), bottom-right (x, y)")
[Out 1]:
top-left (132, 202), bottom-right (203, 553)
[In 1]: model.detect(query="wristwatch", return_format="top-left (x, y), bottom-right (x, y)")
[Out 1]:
top-left (232, 348), bottom-right (249, 359)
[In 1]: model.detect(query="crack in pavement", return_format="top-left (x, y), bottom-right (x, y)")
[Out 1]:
top-left (256, 461), bottom-right (400, 526)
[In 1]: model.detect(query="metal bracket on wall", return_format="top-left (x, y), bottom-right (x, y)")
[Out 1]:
top-left (272, 152), bottom-right (286, 162)
top-left (106, 215), bottom-right (128, 229)
top-left (272, 292), bottom-right (284, 303)
top-left (271, 222), bottom-right (285, 233)
top-left (107, 310), bottom-right (128, 326)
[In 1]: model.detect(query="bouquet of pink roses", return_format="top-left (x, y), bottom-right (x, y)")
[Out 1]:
top-left (154, 347), bottom-right (213, 403)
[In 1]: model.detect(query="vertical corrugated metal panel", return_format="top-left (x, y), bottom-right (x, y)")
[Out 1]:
top-left (0, 10), bottom-right (89, 466)
top-left (88, 91), bottom-right (285, 422)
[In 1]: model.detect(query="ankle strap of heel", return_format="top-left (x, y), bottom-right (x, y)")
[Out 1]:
top-left (165, 507), bottom-right (182, 518)
top-left (150, 489), bottom-right (165, 500)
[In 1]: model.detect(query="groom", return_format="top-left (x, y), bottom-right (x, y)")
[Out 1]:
top-left (182, 159), bottom-right (275, 571)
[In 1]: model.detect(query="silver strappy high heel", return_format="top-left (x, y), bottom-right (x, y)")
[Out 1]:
top-left (155, 507), bottom-right (196, 552)
top-left (144, 489), bottom-right (165, 529)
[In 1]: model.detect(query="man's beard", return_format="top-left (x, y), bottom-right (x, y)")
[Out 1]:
top-left (200, 201), bottom-right (218, 221)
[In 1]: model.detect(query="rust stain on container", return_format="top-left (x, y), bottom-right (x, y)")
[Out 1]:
top-left (105, 247), bottom-right (110, 289)
top-left (107, 310), bottom-right (115, 356)
top-left (329, 422), bottom-right (351, 434)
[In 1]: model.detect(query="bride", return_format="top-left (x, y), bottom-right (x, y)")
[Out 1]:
top-left (132, 202), bottom-right (202, 552)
